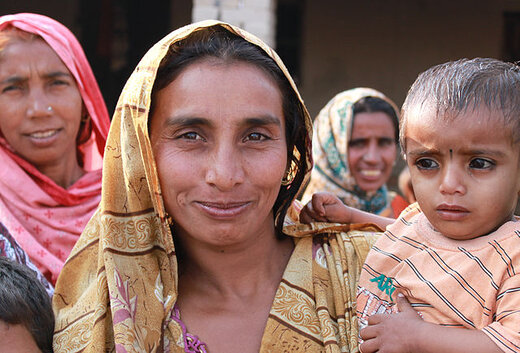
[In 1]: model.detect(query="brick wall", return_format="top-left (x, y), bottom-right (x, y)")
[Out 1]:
top-left (192, 0), bottom-right (276, 48)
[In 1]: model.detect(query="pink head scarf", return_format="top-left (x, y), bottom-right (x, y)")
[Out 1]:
top-left (0, 13), bottom-right (110, 284)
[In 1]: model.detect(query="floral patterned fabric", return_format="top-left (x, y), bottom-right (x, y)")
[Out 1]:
top-left (301, 88), bottom-right (401, 216)
top-left (53, 21), bottom-right (380, 352)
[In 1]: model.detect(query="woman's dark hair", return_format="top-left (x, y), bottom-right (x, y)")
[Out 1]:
top-left (352, 96), bottom-right (399, 142)
top-left (0, 257), bottom-right (54, 353)
top-left (150, 25), bottom-right (309, 236)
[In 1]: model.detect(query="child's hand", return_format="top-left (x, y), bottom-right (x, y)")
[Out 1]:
top-left (299, 192), bottom-right (351, 224)
top-left (359, 293), bottom-right (423, 353)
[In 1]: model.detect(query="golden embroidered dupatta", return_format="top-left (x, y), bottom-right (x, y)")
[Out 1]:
top-left (53, 21), bottom-right (379, 353)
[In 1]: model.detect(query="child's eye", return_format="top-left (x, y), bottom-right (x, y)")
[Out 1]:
top-left (469, 158), bottom-right (494, 169)
top-left (415, 158), bottom-right (439, 170)
top-left (244, 132), bottom-right (269, 142)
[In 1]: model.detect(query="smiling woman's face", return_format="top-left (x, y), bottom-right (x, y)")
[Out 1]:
top-left (347, 111), bottom-right (397, 193)
top-left (150, 59), bottom-right (287, 248)
top-left (0, 38), bottom-right (83, 173)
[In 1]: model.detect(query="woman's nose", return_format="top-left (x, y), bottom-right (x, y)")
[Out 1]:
top-left (439, 164), bottom-right (466, 195)
top-left (205, 145), bottom-right (245, 191)
top-left (362, 140), bottom-right (380, 163)
top-left (26, 89), bottom-right (52, 118)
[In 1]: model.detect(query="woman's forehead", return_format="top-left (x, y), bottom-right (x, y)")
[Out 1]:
top-left (150, 60), bottom-right (284, 130)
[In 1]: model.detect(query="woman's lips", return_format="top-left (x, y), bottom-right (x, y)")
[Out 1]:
top-left (24, 128), bottom-right (62, 147)
top-left (359, 169), bottom-right (382, 180)
top-left (436, 204), bottom-right (470, 221)
top-left (196, 201), bottom-right (251, 219)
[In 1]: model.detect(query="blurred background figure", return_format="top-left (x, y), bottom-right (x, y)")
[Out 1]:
top-left (0, 13), bottom-right (110, 284)
top-left (302, 87), bottom-right (407, 218)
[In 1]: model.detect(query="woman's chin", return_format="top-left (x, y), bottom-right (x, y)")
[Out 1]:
top-left (356, 181), bottom-right (384, 194)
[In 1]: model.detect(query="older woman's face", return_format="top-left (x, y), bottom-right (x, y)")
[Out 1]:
top-left (150, 59), bottom-right (287, 247)
top-left (0, 39), bottom-right (83, 171)
top-left (347, 111), bottom-right (397, 193)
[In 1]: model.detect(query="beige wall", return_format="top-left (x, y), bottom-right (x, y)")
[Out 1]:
top-left (300, 0), bottom-right (507, 118)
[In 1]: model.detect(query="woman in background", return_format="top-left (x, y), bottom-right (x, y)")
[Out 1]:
top-left (302, 88), bottom-right (407, 218)
top-left (0, 13), bottom-right (110, 284)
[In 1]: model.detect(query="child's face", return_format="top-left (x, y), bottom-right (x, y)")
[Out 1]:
top-left (405, 106), bottom-right (520, 240)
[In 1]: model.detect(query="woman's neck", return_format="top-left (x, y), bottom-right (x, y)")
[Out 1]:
top-left (177, 230), bottom-right (294, 299)
top-left (37, 158), bottom-right (85, 189)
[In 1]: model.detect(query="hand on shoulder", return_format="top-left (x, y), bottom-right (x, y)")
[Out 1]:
top-left (299, 192), bottom-right (352, 223)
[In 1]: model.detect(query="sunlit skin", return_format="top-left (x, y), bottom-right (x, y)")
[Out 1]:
top-left (150, 59), bottom-right (287, 250)
top-left (405, 105), bottom-right (520, 240)
top-left (150, 59), bottom-right (293, 353)
top-left (348, 111), bottom-right (397, 193)
top-left (0, 321), bottom-right (41, 353)
top-left (0, 39), bottom-right (84, 188)
top-left (301, 103), bottom-right (516, 353)
top-left (301, 105), bottom-right (515, 352)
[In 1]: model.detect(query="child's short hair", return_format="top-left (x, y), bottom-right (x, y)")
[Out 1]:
top-left (0, 257), bottom-right (54, 353)
top-left (400, 57), bottom-right (520, 149)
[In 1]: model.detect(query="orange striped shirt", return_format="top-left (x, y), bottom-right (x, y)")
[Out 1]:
top-left (357, 203), bottom-right (520, 352)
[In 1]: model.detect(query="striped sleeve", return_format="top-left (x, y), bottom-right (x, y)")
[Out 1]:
top-left (482, 274), bottom-right (520, 352)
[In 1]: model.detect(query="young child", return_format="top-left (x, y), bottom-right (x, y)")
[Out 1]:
top-left (300, 58), bottom-right (520, 353)
top-left (0, 256), bottom-right (55, 353)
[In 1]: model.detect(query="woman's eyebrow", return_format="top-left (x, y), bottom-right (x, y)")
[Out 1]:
top-left (43, 71), bottom-right (72, 79)
top-left (1, 72), bottom-right (71, 84)
top-left (242, 115), bottom-right (282, 127)
top-left (163, 116), bottom-right (213, 128)
top-left (0, 75), bottom-right (25, 85)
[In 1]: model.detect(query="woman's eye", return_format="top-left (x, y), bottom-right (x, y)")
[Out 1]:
top-left (378, 138), bottom-right (395, 147)
top-left (415, 158), bottom-right (438, 170)
top-left (2, 85), bottom-right (21, 93)
top-left (179, 132), bottom-right (203, 140)
top-left (469, 158), bottom-right (494, 169)
top-left (50, 79), bottom-right (68, 86)
top-left (349, 139), bottom-right (366, 149)
top-left (244, 132), bottom-right (268, 141)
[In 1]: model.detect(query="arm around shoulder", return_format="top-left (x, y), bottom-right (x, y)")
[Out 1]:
top-left (299, 192), bottom-right (394, 230)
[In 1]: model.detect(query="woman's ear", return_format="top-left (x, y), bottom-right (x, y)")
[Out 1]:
top-left (81, 103), bottom-right (88, 118)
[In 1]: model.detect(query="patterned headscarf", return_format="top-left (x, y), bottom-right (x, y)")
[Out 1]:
top-left (51, 20), bottom-right (312, 351)
top-left (302, 88), bottom-right (399, 214)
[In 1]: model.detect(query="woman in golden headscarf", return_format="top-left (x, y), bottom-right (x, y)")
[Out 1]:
top-left (53, 21), bottom-right (381, 352)
top-left (302, 88), bottom-right (407, 218)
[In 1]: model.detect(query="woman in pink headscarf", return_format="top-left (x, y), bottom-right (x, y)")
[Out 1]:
top-left (0, 13), bottom-right (110, 284)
